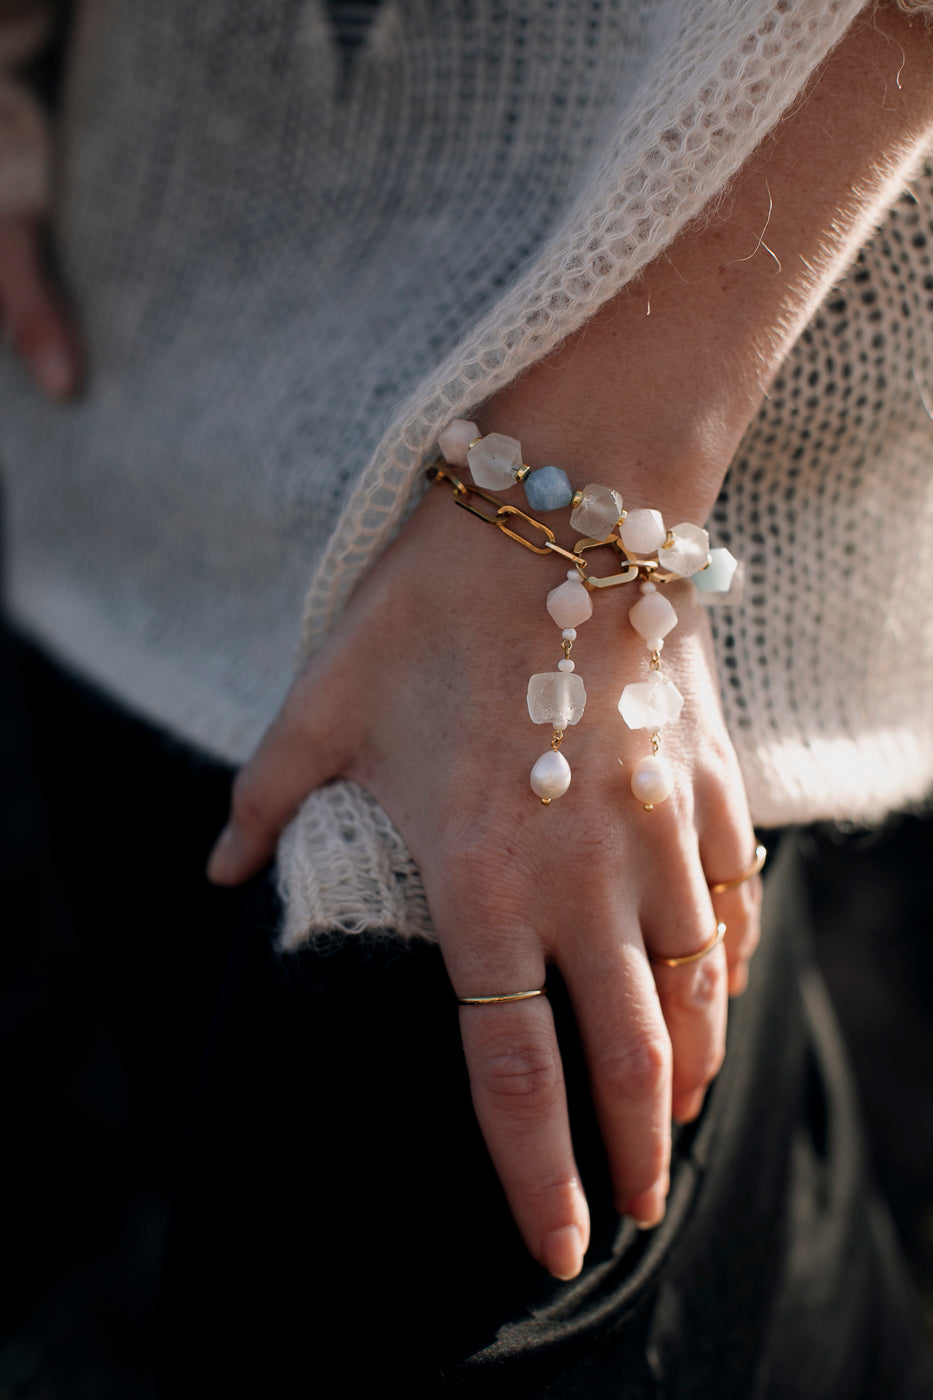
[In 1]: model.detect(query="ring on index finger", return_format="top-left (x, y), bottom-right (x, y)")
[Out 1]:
top-left (458, 988), bottom-right (547, 1005)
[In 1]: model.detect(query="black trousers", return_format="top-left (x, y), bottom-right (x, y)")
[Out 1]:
top-left (7, 637), bottom-right (931, 1398)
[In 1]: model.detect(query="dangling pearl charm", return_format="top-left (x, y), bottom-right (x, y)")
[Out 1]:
top-left (531, 749), bottom-right (572, 801)
top-left (630, 753), bottom-right (673, 806)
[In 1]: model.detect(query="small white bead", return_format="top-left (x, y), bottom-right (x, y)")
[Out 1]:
top-left (561, 628), bottom-right (577, 641)
top-left (530, 749), bottom-right (572, 800)
top-left (630, 753), bottom-right (673, 805)
top-left (647, 637), bottom-right (664, 652)
top-left (566, 569), bottom-right (578, 580)
top-left (640, 581), bottom-right (657, 594)
top-left (558, 658), bottom-right (575, 672)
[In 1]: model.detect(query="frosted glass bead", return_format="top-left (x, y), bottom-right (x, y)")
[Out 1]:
top-left (620, 508), bottom-right (666, 555)
top-left (570, 483), bottom-right (623, 538)
top-left (561, 628), bottom-right (577, 641)
top-left (692, 546), bottom-right (739, 594)
top-left (557, 658), bottom-right (575, 672)
top-left (618, 672), bottom-right (684, 730)
top-left (647, 638), bottom-right (664, 653)
top-left (531, 749), bottom-right (572, 800)
top-left (658, 522), bottom-right (710, 577)
top-left (438, 419), bottom-right (480, 469)
top-left (527, 671), bottom-right (587, 727)
top-left (524, 465), bottom-right (574, 512)
top-left (467, 432), bottom-right (523, 489)
top-left (640, 581), bottom-right (657, 594)
top-left (631, 754), bottom-right (673, 805)
top-left (546, 577), bottom-right (592, 629)
top-left (629, 590), bottom-right (677, 642)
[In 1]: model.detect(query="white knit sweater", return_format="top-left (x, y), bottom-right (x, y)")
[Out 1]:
top-left (2, 0), bottom-right (932, 947)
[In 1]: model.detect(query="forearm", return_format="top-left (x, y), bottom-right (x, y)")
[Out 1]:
top-left (479, 4), bottom-right (933, 522)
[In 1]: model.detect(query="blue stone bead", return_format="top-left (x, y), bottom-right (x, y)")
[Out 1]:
top-left (692, 546), bottom-right (739, 593)
top-left (523, 465), bottom-right (573, 512)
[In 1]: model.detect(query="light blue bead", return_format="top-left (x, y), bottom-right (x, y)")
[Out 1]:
top-left (692, 547), bottom-right (738, 593)
top-left (523, 465), bottom-right (573, 512)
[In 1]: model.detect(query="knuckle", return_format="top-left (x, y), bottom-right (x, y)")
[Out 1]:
top-left (670, 954), bottom-right (726, 1014)
top-left (482, 1041), bottom-right (563, 1110)
top-left (597, 1034), bottom-right (670, 1103)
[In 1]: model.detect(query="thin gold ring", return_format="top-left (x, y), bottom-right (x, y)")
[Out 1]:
top-left (650, 922), bottom-right (727, 969)
top-left (457, 988), bottom-right (546, 1006)
top-left (708, 843), bottom-right (767, 896)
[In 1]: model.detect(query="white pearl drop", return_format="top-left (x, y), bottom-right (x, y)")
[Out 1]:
top-left (530, 749), bottom-right (572, 799)
top-left (647, 637), bottom-right (664, 652)
top-left (630, 754), bottom-right (673, 805)
top-left (558, 658), bottom-right (575, 672)
top-left (561, 628), bottom-right (577, 641)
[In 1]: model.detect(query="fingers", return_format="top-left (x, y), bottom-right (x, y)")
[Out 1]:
top-left (695, 744), bottom-right (764, 994)
top-left (207, 659), bottom-right (361, 885)
top-left (561, 938), bottom-right (672, 1227)
top-left (0, 214), bottom-right (82, 399)
top-left (458, 996), bottom-right (590, 1280)
top-left (638, 812), bottom-right (729, 1127)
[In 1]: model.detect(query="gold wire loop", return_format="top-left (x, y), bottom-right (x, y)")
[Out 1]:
top-left (650, 922), bottom-right (727, 968)
top-left (708, 844), bottom-right (768, 895)
top-left (458, 988), bottom-right (546, 1006)
top-left (493, 503), bottom-right (558, 555)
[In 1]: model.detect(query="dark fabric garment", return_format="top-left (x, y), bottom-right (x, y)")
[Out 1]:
top-left (7, 636), bottom-right (932, 1399)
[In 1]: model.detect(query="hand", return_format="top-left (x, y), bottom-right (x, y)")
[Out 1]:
top-left (0, 213), bottom-right (81, 399)
top-left (207, 481), bottom-right (761, 1280)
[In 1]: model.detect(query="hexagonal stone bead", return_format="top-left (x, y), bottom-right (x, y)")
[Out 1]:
top-left (658, 522), bottom-right (710, 576)
top-left (629, 590), bottom-right (677, 642)
top-left (620, 508), bottom-right (666, 555)
top-left (438, 418), bottom-right (480, 468)
top-left (467, 433), bottom-right (522, 489)
top-left (523, 465), bottom-right (573, 512)
top-left (546, 576), bottom-right (593, 629)
top-left (570, 483), bottom-right (624, 539)
top-left (692, 546), bottom-right (739, 594)
top-left (527, 671), bottom-right (587, 728)
top-left (617, 672), bottom-right (684, 731)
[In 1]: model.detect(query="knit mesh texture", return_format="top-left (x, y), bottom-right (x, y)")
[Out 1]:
top-left (2, 1), bottom-right (931, 947)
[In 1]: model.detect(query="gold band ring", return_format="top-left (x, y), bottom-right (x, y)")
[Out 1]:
top-left (457, 988), bottom-right (546, 1006)
top-left (650, 921), bottom-right (727, 969)
top-left (708, 843), bottom-right (767, 896)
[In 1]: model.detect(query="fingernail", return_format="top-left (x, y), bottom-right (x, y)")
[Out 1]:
top-left (541, 1225), bottom-right (584, 1281)
top-left (206, 824), bottom-right (237, 884)
top-left (625, 1173), bottom-right (669, 1230)
top-left (33, 346), bottom-right (76, 399)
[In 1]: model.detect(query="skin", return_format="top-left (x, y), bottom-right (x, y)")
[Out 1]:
top-left (8, 6), bottom-right (933, 1284)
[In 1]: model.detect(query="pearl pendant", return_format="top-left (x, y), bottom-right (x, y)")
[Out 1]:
top-left (630, 753), bottom-right (673, 806)
top-left (530, 749), bottom-right (571, 801)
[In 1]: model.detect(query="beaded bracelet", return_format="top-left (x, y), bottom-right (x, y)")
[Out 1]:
top-left (434, 420), bottom-right (740, 809)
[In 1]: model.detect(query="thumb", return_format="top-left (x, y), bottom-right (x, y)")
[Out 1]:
top-left (207, 658), bottom-right (359, 886)
top-left (0, 214), bottom-right (81, 399)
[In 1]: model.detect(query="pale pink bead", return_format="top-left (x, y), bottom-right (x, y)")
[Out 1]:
top-left (438, 418), bottom-right (480, 469)
top-left (546, 577), bottom-right (593, 629)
